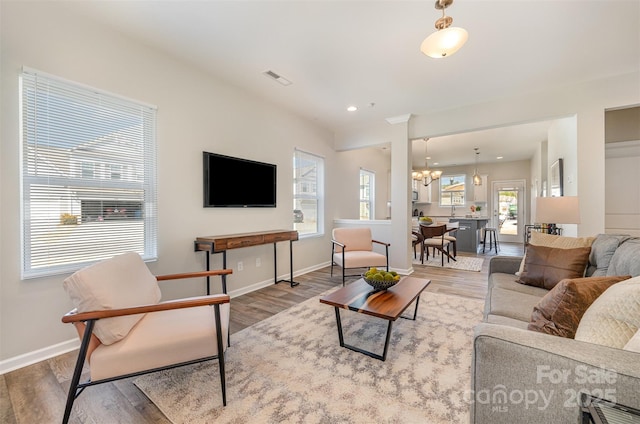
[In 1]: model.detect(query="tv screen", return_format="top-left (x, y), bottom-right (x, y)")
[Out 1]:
top-left (203, 152), bottom-right (277, 207)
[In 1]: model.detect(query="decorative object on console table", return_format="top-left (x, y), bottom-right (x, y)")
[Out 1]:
top-left (535, 196), bottom-right (580, 236)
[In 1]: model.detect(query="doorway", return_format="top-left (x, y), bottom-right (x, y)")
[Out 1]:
top-left (491, 180), bottom-right (526, 243)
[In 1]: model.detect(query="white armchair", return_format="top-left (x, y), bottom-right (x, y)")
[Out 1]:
top-left (61, 252), bottom-right (232, 424)
top-left (330, 227), bottom-right (390, 286)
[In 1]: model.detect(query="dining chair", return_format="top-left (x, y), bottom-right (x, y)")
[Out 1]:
top-left (440, 221), bottom-right (459, 257)
top-left (419, 224), bottom-right (453, 266)
top-left (412, 230), bottom-right (424, 259)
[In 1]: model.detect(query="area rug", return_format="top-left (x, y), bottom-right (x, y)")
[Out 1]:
top-left (134, 290), bottom-right (484, 424)
top-left (413, 255), bottom-right (484, 272)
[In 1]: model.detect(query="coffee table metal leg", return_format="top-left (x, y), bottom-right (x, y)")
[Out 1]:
top-left (333, 307), bottom-right (394, 361)
top-left (400, 295), bottom-right (421, 321)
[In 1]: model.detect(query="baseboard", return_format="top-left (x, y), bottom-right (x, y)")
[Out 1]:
top-left (0, 338), bottom-right (80, 375)
top-left (1, 261), bottom-right (334, 374)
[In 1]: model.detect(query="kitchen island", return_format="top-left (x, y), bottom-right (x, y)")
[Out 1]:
top-left (448, 217), bottom-right (489, 253)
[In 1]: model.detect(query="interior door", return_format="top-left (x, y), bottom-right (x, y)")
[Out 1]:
top-left (491, 180), bottom-right (526, 244)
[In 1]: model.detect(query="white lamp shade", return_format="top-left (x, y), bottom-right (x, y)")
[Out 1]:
top-left (420, 27), bottom-right (468, 58)
top-left (535, 196), bottom-right (581, 224)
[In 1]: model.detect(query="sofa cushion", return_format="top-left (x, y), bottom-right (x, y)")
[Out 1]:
top-left (486, 314), bottom-right (530, 330)
top-left (517, 245), bottom-right (591, 290)
top-left (607, 238), bottom-right (640, 278)
top-left (63, 252), bottom-right (162, 345)
top-left (575, 275), bottom-right (640, 348)
top-left (528, 275), bottom-right (631, 338)
top-left (487, 287), bottom-right (547, 322)
top-left (624, 329), bottom-right (640, 353)
top-left (518, 232), bottom-right (595, 275)
top-left (586, 234), bottom-right (630, 277)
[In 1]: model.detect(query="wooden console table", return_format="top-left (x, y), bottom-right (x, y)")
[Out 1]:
top-left (194, 229), bottom-right (299, 293)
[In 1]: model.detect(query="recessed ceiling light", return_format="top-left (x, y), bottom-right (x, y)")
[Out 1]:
top-left (433, 162), bottom-right (439, 165)
top-left (347, 106), bottom-right (358, 112)
top-left (426, 156), bottom-right (431, 160)
top-left (497, 156), bottom-right (504, 160)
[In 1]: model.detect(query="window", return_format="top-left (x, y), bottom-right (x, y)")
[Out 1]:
top-left (293, 149), bottom-right (324, 236)
top-left (20, 69), bottom-right (158, 278)
top-left (439, 174), bottom-right (466, 207)
top-left (359, 169), bottom-right (375, 220)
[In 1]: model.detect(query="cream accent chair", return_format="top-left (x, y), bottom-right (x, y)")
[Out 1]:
top-left (330, 227), bottom-right (390, 286)
top-left (61, 252), bottom-right (232, 424)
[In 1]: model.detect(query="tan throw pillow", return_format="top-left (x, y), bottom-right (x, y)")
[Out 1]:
top-left (528, 275), bottom-right (631, 338)
top-left (575, 276), bottom-right (640, 348)
top-left (516, 245), bottom-right (591, 290)
top-left (517, 232), bottom-right (595, 276)
top-left (63, 252), bottom-right (161, 345)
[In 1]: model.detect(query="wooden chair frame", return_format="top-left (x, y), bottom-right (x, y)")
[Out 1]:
top-left (419, 224), bottom-right (455, 266)
top-left (61, 269), bottom-right (232, 424)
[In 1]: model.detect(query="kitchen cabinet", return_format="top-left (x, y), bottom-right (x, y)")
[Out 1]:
top-left (418, 183), bottom-right (431, 203)
top-left (412, 180), bottom-right (432, 203)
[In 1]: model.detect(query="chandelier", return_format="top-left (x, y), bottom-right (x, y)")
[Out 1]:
top-left (412, 139), bottom-right (442, 186)
top-left (420, 0), bottom-right (468, 58)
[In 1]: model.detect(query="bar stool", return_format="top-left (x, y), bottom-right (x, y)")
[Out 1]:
top-left (483, 227), bottom-right (499, 253)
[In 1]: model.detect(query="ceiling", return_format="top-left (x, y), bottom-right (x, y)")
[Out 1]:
top-left (67, 1), bottom-right (639, 165)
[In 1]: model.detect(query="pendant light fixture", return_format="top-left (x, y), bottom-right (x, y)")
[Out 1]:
top-left (420, 0), bottom-right (468, 58)
top-left (412, 138), bottom-right (442, 186)
top-left (473, 147), bottom-right (482, 186)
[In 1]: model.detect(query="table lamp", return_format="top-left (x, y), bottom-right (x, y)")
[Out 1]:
top-left (535, 196), bottom-right (580, 234)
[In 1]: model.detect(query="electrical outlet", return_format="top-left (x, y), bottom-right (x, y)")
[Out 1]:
top-left (237, 261), bottom-right (243, 271)
top-left (256, 257), bottom-right (261, 267)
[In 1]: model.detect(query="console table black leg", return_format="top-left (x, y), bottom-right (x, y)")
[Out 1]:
top-left (205, 251), bottom-right (211, 295)
top-left (221, 251), bottom-right (227, 294)
top-left (273, 243), bottom-right (277, 284)
top-left (289, 239), bottom-right (299, 287)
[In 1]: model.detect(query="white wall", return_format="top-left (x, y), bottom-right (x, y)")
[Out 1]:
top-left (336, 72), bottom-right (640, 237)
top-left (0, 3), bottom-right (339, 366)
top-left (333, 146), bottom-right (391, 220)
top-left (605, 141), bottom-right (640, 236)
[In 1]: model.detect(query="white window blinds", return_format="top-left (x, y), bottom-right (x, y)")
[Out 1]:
top-left (20, 69), bottom-right (158, 279)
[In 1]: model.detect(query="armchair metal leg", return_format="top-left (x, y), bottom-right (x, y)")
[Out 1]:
top-left (63, 320), bottom-right (95, 424)
top-left (213, 304), bottom-right (227, 406)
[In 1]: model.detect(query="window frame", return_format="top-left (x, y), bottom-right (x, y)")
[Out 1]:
top-left (293, 148), bottom-right (324, 238)
top-left (439, 174), bottom-right (466, 207)
top-left (19, 68), bottom-right (158, 279)
top-left (359, 168), bottom-right (375, 220)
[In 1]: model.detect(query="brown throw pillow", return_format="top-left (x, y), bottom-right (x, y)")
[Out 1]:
top-left (517, 244), bottom-right (591, 290)
top-left (528, 275), bottom-right (631, 338)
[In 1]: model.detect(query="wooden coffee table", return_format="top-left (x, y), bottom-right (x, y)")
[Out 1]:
top-left (319, 276), bottom-right (431, 361)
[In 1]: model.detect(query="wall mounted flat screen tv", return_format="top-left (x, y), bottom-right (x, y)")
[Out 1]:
top-left (203, 152), bottom-right (277, 207)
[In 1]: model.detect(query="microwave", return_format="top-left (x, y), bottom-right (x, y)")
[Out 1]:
top-left (412, 190), bottom-right (419, 201)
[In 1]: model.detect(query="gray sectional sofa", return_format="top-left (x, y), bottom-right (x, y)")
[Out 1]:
top-left (471, 234), bottom-right (640, 423)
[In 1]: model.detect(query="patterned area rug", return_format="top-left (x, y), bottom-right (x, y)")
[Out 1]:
top-left (134, 290), bottom-right (484, 423)
top-left (413, 255), bottom-right (484, 272)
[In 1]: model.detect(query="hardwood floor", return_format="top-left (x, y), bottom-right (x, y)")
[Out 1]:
top-left (2, 243), bottom-right (522, 424)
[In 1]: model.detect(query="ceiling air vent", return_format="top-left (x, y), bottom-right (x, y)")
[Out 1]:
top-left (262, 70), bottom-right (292, 86)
